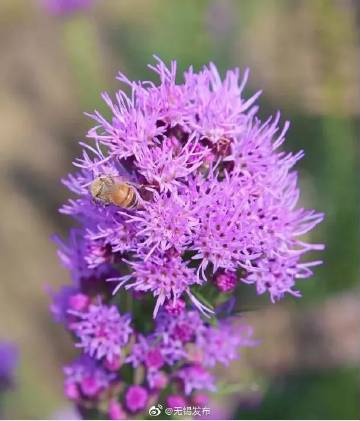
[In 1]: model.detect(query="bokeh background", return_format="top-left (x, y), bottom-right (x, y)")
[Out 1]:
top-left (0, 0), bottom-right (359, 419)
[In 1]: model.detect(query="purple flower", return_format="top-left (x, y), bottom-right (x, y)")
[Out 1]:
top-left (125, 334), bottom-right (150, 368)
top-left (155, 309), bottom-right (205, 345)
top-left (122, 192), bottom-right (198, 257)
top-left (53, 230), bottom-right (113, 286)
top-left (0, 343), bottom-right (18, 389)
top-left (104, 355), bottom-right (122, 372)
top-left (125, 307), bottom-right (256, 389)
top-left (42, 0), bottom-right (93, 16)
top-left (147, 369), bottom-right (168, 390)
top-left (49, 285), bottom-right (79, 324)
top-left (164, 297), bottom-right (186, 315)
top-left (124, 337), bottom-right (165, 371)
top-left (197, 321), bottom-right (256, 367)
top-left (134, 133), bottom-right (206, 193)
top-left (213, 270), bottom-right (237, 292)
top-left (125, 385), bottom-right (148, 413)
top-left (126, 310), bottom-right (202, 374)
top-left (176, 365), bottom-right (216, 395)
top-left (144, 347), bottom-right (164, 369)
top-left (127, 331), bottom-right (184, 369)
top-left (69, 302), bottom-right (132, 363)
top-left (53, 56), bottom-right (324, 416)
top-left (64, 355), bottom-right (116, 399)
top-left (113, 252), bottom-right (206, 317)
top-left (69, 293), bottom-right (91, 312)
top-left (242, 252), bottom-right (322, 302)
top-left (61, 57), bottom-right (323, 310)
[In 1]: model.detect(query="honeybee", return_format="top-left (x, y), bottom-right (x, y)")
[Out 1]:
top-left (90, 175), bottom-right (138, 209)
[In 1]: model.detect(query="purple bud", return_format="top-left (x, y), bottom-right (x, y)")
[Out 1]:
top-left (173, 323), bottom-right (194, 342)
top-left (125, 385), bottom-right (148, 413)
top-left (68, 293), bottom-right (90, 311)
top-left (80, 376), bottom-right (101, 397)
top-left (214, 271), bottom-right (237, 292)
top-left (144, 348), bottom-right (164, 369)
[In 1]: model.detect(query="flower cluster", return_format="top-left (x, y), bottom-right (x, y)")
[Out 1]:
top-left (52, 58), bottom-right (323, 418)
top-left (60, 297), bottom-right (254, 418)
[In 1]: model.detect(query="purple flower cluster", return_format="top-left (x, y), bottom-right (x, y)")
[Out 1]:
top-left (64, 355), bottom-right (116, 400)
top-left (61, 300), bottom-right (254, 417)
top-left (52, 58), bottom-right (323, 418)
top-left (69, 301), bottom-right (132, 364)
top-left (61, 58), bottom-right (323, 311)
top-left (127, 308), bottom-right (255, 392)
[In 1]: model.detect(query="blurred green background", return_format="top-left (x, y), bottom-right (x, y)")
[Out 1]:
top-left (0, 0), bottom-right (358, 419)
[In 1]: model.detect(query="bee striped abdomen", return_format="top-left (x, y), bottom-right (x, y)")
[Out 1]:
top-left (90, 175), bottom-right (138, 209)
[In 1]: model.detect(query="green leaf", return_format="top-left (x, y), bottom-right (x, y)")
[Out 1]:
top-left (190, 288), bottom-right (215, 311)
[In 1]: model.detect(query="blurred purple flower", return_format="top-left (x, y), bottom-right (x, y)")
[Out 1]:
top-left (63, 355), bottom-right (116, 399)
top-left (125, 385), bottom-right (148, 413)
top-left (49, 284), bottom-right (79, 324)
top-left (176, 364), bottom-right (216, 395)
top-left (0, 343), bottom-right (18, 389)
top-left (42, 0), bottom-right (93, 16)
top-left (197, 321), bottom-right (256, 367)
